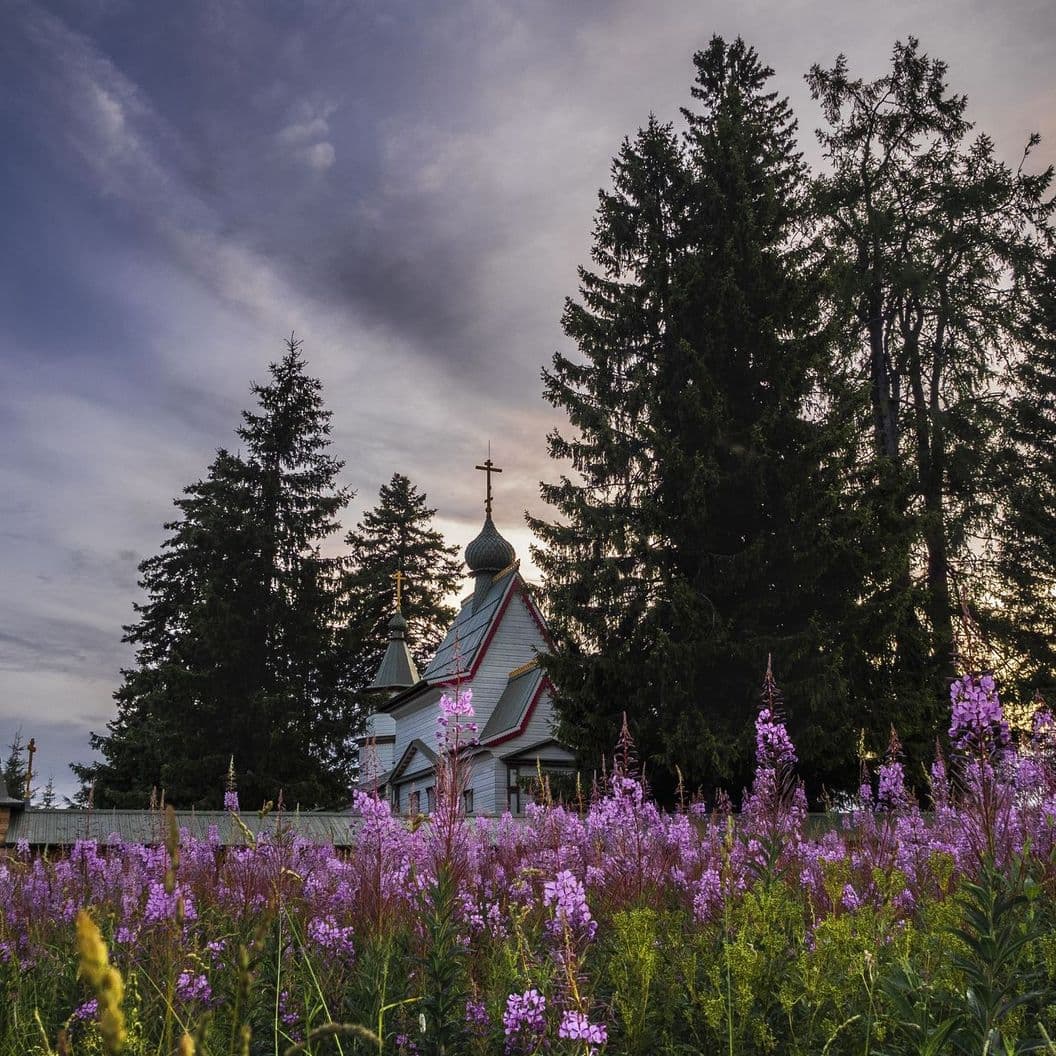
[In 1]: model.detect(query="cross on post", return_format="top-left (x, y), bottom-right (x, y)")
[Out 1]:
top-left (393, 569), bottom-right (406, 610)
top-left (475, 448), bottom-right (503, 517)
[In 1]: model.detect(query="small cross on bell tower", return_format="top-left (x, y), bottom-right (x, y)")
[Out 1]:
top-left (475, 444), bottom-right (503, 517)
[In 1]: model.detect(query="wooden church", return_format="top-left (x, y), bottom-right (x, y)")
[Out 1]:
top-left (356, 459), bottom-right (575, 815)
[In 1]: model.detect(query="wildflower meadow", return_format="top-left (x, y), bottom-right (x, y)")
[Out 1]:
top-left (5, 673), bottom-right (1056, 1056)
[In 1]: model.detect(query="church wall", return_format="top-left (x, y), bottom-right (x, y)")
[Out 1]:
top-left (392, 771), bottom-right (436, 814)
top-left (390, 689), bottom-right (444, 767)
top-left (468, 753), bottom-right (505, 816)
top-left (493, 755), bottom-right (510, 814)
top-left (385, 578), bottom-right (554, 815)
top-left (468, 588), bottom-right (547, 711)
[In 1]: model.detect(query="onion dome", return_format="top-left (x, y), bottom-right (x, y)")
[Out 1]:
top-left (465, 514), bottom-right (516, 576)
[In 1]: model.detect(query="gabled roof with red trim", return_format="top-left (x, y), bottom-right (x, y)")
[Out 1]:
top-left (479, 662), bottom-right (546, 743)
top-left (382, 566), bottom-right (552, 716)
top-left (420, 565), bottom-right (519, 682)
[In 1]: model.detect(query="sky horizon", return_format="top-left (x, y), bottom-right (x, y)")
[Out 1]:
top-left (2, 0), bottom-right (1054, 802)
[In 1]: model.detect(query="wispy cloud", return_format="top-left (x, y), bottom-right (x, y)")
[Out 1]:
top-left (2, 0), bottom-right (1053, 797)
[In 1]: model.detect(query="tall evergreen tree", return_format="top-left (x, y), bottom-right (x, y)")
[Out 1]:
top-left (532, 38), bottom-right (860, 799)
top-left (808, 39), bottom-right (1054, 751)
top-left (73, 338), bottom-right (356, 809)
top-left (341, 473), bottom-right (462, 701)
top-left (3, 731), bottom-right (25, 801)
top-left (992, 252), bottom-right (1056, 704)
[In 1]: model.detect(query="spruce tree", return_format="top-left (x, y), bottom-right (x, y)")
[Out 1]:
top-left (992, 252), bottom-right (1056, 704)
top-left (3, 731), bottom-right (25, 801)
top-left (73, 338), bottom-right (356, 809)
top-left (808, 39), bottom-right (1054, 755)
top-left (341, 473), bottom-right (462, 702)
top-left (532, 38), bottom-right (860, 799)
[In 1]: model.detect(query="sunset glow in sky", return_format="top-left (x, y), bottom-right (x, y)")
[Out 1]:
top-left (2, 0), bottom-right (1053, 797)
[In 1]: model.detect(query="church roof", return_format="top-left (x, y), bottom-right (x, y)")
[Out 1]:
top-left (479, 663), bottom-right (546, 743)
top-left (465, 515), bottom-right (516, 575)
top-left (419, 564), bottom-right (519, 682)
top-left (389, 738), bottom-right (439, 783)
top-left (369, 607), bottom-right (420, 692)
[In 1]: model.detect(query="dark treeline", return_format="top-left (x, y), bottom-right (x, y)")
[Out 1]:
top-left (531, 36), bottom-right (1055, 803)
top-left (71, 339), bottom-right (459, 809)
top-left (63, 35), bottom-right (1055, 811)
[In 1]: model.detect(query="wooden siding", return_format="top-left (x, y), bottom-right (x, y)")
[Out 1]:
top-left (383, 573), bottom-right (562, 814)
top-left (390, 688), bottom-right (444, 769)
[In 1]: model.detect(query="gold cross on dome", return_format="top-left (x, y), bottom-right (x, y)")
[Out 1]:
top-left (475, 446), bottom-right (503, 516)
top-left (393, 569), bottom-right (406, 610)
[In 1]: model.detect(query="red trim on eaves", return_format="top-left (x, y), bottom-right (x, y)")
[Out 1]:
top-left (435, 574), bottom-right (555, 689)
top-left (436, 574), bottom-right (518, 687)
top-left (517, 578), bottom-right (556, 651)
top-left (482, 677), bottom-right (551, 748)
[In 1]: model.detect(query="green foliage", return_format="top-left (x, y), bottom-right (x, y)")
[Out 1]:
top-left (7, 854), bottom-right (1056, 1056)
top-left (532, 36), bottom-right (862, 801)
top-left (992, 251), bottom-right (1056, 706)
top-left (604, 908), bottom-right (662, 1054)
top-left (809, 37), bottom-right (1054, 767)
top-left (341, 473), bottom-right (462, 704)
top-left (74, 337), bottom-right (357, 810)
top-left (419, 864), bottom-right (468, 1056)
top-left (3, 730), bottom-right (26, 801)
top-left (881, 859), bottom-right (1049, 1054)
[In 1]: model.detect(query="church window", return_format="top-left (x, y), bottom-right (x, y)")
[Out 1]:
top-left (409, 790), bottom-right (420, 815)
top-left (507, 766), bottom-right (521, 814)
top-left (463, 788), bottom-right (474, 814)
top-left (425, 786), bottom-right (435, 812)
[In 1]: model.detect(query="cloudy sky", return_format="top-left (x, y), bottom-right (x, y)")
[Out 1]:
top-left (2, 0), bottom-right (1053, 799)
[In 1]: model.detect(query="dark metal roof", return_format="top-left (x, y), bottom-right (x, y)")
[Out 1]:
top-left (465, 515), bottom-right (516, 575)
top-left (480, 666), bottom-right (545, 742)
top-left (370, 608), bottom-right (420, 691)
top-left (5, 810), bottom-right (358, 847)
top-left (421, 568), bottom-right (516, 681)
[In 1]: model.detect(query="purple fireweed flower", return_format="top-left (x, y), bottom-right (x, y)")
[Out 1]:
top-left (176, 971), bottom-right (212, 1006)
top-left (394, 1034), bottom-right (421, 1056)
top-left (307, 915), bottom-right (355, 963)
top-left (841, 884), bottom-right (862, 912)
top-left (223, 789), bottom-right (240, 813)
top-left (73, 998), bottom-right (99, 1022)
top-left (278, 989), bottom-right (299, 1027)
top-left (558, 1009), bottom-right (608, 1051)
top-left (503, 989), bottom-right (547, 1053)
top-left (949, 673), bottom-right (1010, 755)
top-left (692, 867), bottom-right (722, 923)
top-left (144, 881), bottom-right (178, 923)
top-left (465, 998), bottom-right (490, 1033)
top-left (436, 689), bottom-right (476, 745)
top-left (439, 688), bottom-right (474, 719)
top-left (877, 759), bottom-right (908, 810)
top-left (543, 869), bottom-right (597, 941)
top-left (756, 707), bottom-right (797, 770)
